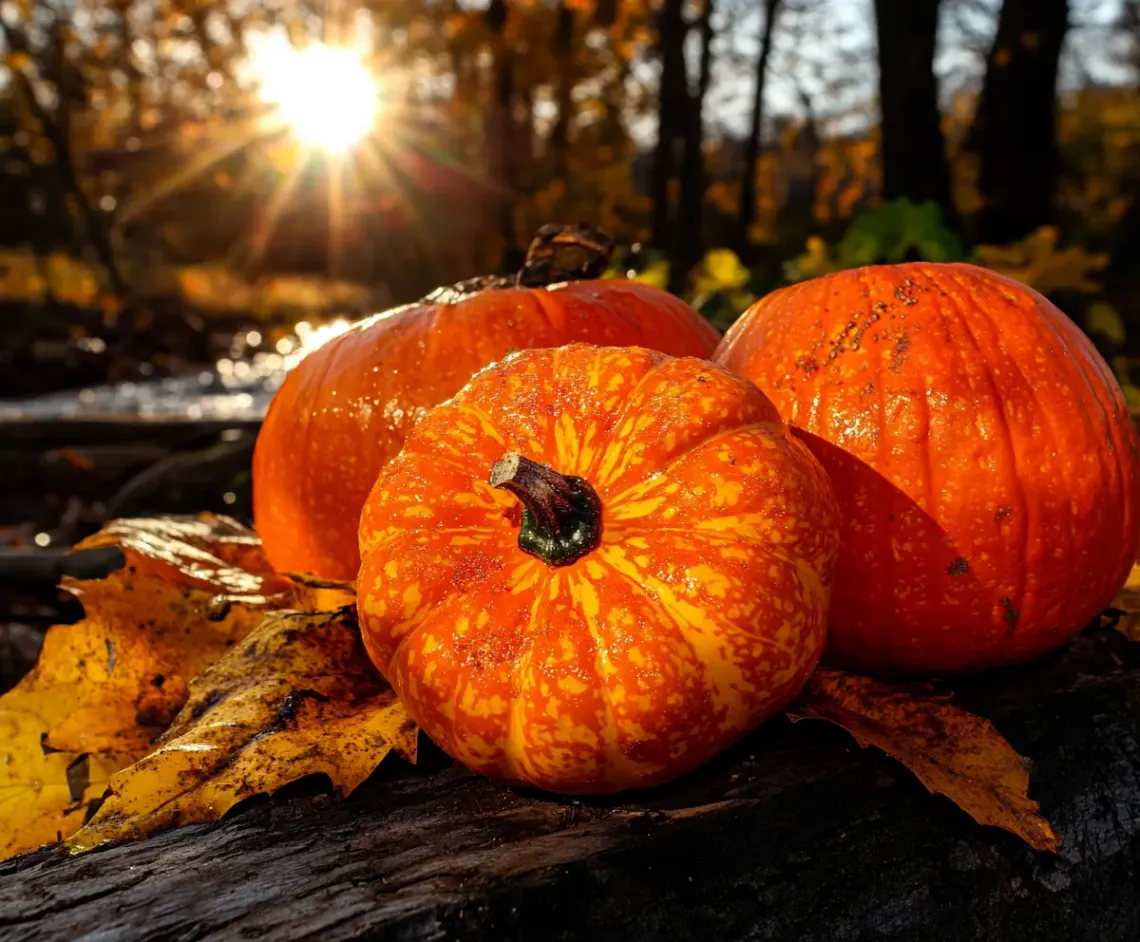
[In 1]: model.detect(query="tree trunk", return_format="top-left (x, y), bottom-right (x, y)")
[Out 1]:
top-left (550, 2), bottom-right (575, 178)
top-left (971, 0), bottom-right (1069, 244)
top-left (736, 0), bottom-right (784, 256)
top-left (873, 0), bottom-right (957, 229)
top-left (3, 630), bottom-right (1140, 940)
top-left (651, 0), bottom-right (687, 266)
top-left (0, 20), bottom-right (128, 301)
top-left (675, 0), bottom-right (715, 293)
top-left (485, 0), bottom-right (520, 271)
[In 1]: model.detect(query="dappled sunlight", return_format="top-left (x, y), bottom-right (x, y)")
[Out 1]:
top-left (0, 317), bottom-right (355, 423)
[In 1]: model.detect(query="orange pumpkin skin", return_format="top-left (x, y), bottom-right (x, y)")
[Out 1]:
top-left (715, 262), bottom-right (1140, 674)
top-left (356, 344), bottom-right (840, 794)
top-left (254, 275), bottom-right (719, 582)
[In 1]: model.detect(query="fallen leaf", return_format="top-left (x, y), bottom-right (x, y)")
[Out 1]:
top-left (0, 514), bottom-right (296, 861)
top-left (0, 686), bottom-right (124, 859)
top-left (790, 669), bottom-right (1058, 853)
top-left (73, 513), bottom-right (291, 596)
top-left (68, 608), bottom-right (417, 853)
top-left (1107, 563), bottom-right (1140, 641)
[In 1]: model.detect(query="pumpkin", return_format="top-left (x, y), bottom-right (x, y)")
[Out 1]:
top-left (715, 262), bottom-right (1140, 674)
top-left (252, 226), bottom-right (721, 581)
top-left (356, 344), bottom-right (840, 793)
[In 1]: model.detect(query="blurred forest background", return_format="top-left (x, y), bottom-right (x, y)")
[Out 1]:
top-left (1, 0), bottom-right (1139, 398)
top-left (4, 0), bottom-right (1140, 685)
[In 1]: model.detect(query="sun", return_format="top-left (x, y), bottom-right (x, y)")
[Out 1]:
top-left (252, 37), bottom-right (379, 154)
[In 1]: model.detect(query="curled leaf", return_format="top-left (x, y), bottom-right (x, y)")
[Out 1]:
top-left (790, 669), bottom-right (1058, 853)
top-left (0, 514), bottom-right (293, 861)
top-left (68, 608), bottom-right (417, 853)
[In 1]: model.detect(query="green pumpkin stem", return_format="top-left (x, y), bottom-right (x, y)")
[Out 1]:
top-left (489, 453), bottom-right (602, 567)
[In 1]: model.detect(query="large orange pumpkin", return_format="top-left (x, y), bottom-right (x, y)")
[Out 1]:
top-left (716, 262), bottom-right (1140, 674)
top-left (356, 344), bottom-right (840, 793)
top-left (253, 226), bottom-right (720, 581)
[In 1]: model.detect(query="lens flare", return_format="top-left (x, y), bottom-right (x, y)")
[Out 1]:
top-left (253, 37), bottom-right (379, 154)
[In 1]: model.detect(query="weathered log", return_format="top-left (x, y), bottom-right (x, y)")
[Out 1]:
top-left (1, 628), bottom-right (1138, 942)
top-left (0, 546), bottom-right (124, 591)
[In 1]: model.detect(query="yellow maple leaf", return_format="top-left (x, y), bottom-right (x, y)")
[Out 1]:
top-left (68, 608), bottom-right (417, 853)
top-left (974, 226), bottom-right (1108, 296)
top-left (0, 686), bottom-right (124, 858)
top-left (0, 514), bottom-right (299, 862)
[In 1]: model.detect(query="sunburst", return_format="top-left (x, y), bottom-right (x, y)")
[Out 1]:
top-left (112, 24), bottom-right (500, 287)
top-left (252, 36), bottom-right (380, 155)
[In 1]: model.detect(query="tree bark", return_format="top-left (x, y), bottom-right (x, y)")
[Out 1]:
top-left (3, 629), bottom-right (1140, 940)
top-left (971, 0), bottom-right (1069, 244)
top-left (873, 0), bottom-right (957, 229)
top-left (485, 0), bottom-right (520, 270)
top-left (651, 0), bottom-right (687, 266)
top-left (736, 0), bottom-right (784, 256)
top-left (550, 2), bottom-right (575, 177)
top-left (674, 0), bottom-right (715, 292)
top-left (0, 19), bottom-right (128, 301)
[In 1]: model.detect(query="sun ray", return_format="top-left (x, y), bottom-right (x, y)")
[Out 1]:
top-left (118, 117), bottom-right (275, 224)
top-left (240, 146), bottom-right (314, 273)
top-left (328, 154), bottom-right (346, 280)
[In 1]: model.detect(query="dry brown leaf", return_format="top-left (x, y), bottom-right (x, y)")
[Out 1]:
top-left (1108, 563), bottom-right (1140, 641)
top-left (0, 514), bottom-right (295, 861)
top-left (790, 669), bottom-right (1058, 853)
top-left (68, 608), bottom-right (417, 853)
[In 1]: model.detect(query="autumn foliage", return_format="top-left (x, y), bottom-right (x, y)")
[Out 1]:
top-left (6, 497), bottom-right (1116, 860)
top-left (0, 515), bottom-right (410, 861)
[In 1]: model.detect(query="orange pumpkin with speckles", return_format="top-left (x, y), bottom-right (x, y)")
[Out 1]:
top-left (356, 343), bottom-right (840, 794)
top-left (715, 262), bottom-right (1140, 675)
top-left (253, 226), bottom-right (720, 581)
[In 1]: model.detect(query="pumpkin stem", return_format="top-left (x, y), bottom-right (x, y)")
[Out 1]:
top-left (515, 224), bottom-right (615, 288)
top-left (419, 225), bottom-right (615, 305)
top-left (490, 453), bottom-right (602, 567)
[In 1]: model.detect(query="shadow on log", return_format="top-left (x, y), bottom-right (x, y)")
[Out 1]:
top-left (1, 628), bottom-right (1138, 941)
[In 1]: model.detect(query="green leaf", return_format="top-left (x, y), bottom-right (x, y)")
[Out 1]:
top-left (834, 199), bottom-right (965, 267)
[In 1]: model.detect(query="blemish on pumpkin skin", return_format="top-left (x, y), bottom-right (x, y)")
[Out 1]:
top-left (995, 506), bottom-right (1012, 522)
top-left (894, 280), bottom-right (919, 306)
top-left (1002, 597), bottom-right (1020, 634)
top-left (947, 557), bottom-right (970, 577)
